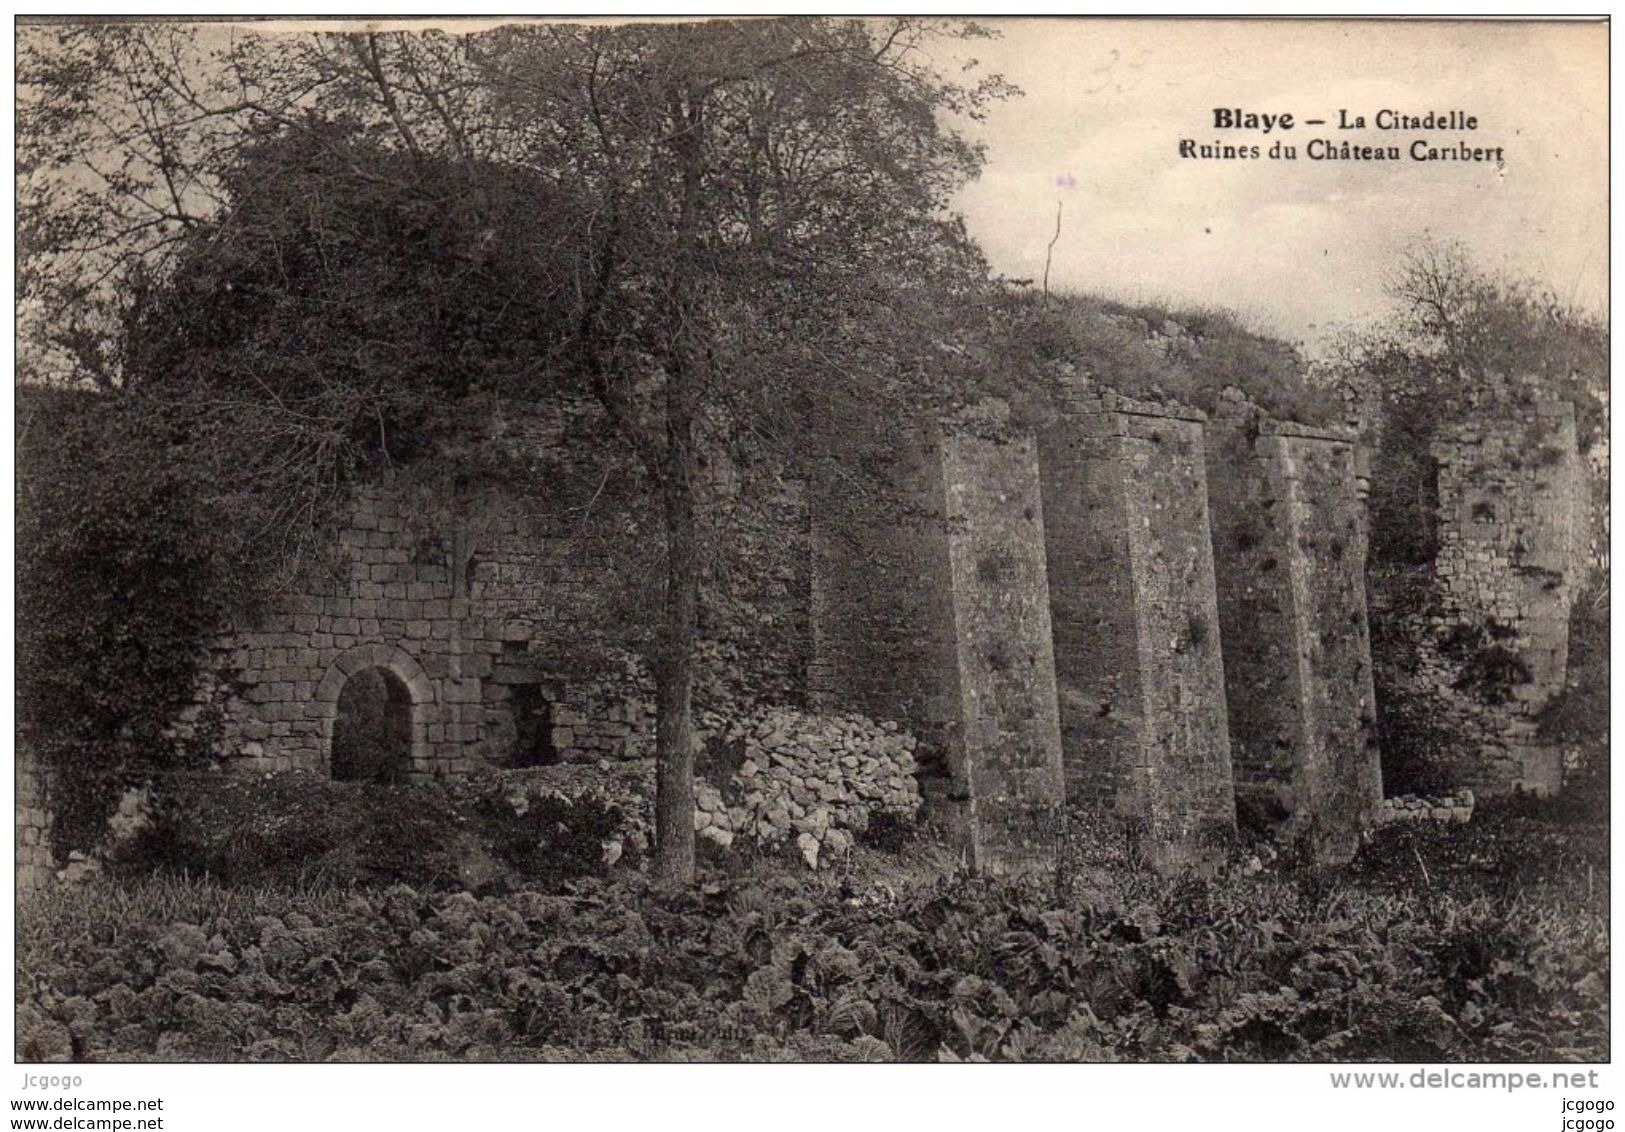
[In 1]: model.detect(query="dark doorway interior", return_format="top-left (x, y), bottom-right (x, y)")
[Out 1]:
top-left (332, 666), bottom-right (413, 783)
top-left (510, 684), bottom-right (559, 768)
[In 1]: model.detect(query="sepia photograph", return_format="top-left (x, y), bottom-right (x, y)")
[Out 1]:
top-left (9, 10), bottom-right (1610, 1122)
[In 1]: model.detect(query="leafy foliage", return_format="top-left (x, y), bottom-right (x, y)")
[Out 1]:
top-left (20, 807), bottom-right (1607, 1063)
top-left (15, 391), bottom-right (266, 858)
top-left (108, 123), bottom-right (606, 597)
top-left (114, 768), bottom-right (647, 893)
top-left (993, 291), bottom-right (1341, 425)
top-left (124, 121), bottom-right (588, 475)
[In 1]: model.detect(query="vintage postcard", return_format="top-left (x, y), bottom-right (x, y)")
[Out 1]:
top-left (11, 13), bottom-right (1609, 1128)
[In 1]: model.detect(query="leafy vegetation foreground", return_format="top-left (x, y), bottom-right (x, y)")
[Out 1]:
top-left (18, 802), bottom-right (1606, 1063)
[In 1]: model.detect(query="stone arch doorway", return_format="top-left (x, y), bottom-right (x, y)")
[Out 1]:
top-left (332, 667), bottom-right (413, 782)
top-left (316, 644), bottom-right (435, 780)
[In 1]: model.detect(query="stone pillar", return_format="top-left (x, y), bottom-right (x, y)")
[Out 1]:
top-left (1206, 417), bottom-right (1382, 863)
top-left (810, 425), bottom-right (1065, 874)
top-left (1038, 392), bottom-right (1236, 869)
top-left (1431, 397), bottom-right (1585, 793)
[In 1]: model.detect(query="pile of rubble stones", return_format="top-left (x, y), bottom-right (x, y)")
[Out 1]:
top-left (1372, 789), bottom-right (1475, 825)
top-left (695, 707), bottom-right (921, 868)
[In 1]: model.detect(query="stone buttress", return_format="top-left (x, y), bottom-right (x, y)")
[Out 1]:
top-left (809, 425), bottom-right (1066, 874)
top-left (1206, 414), bottom-right (1382, 863)
top-left (1038, 392), bottom-right (1237, 868)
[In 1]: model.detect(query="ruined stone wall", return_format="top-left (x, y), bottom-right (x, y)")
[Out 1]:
top-left (16, 742), bottom-right (54, 893)
top-left (1206, 416), bottom-right (1381, 863)
top-left (135, 377), bottom-right (1408, 876)
top-left (1038, 392), bottom-right (1236, 868)
top-left (810, 423), bottom-right (1065, 874)
top-left (807, 436), bottom-right (961, 736)
top-left (1424, 397), bottom-right (1587, 793)
top-left (187, 479), bottom-right (655, 780)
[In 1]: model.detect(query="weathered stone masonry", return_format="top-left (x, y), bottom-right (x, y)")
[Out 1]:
top-left (23, 350), bottom-right (1608, 894)
top-left (1038, 393), bottom-right (1237, 868)
top-left (185, 480), bottom-right (655, 780)
top-left (942, 433), bottom-right (1068, 874)
top-left (1206, 414), bottom-right (1381, 864)
top-left (813, 390), bottom-right (1381, 871)
top-left (809, 428), bottom-right (1066, 875)
top-left (19, 393), bottom-right (1391, 890)
top-left (16, 743), bottom-right (54, 894)
top-left (22, 389), bottom-right (1404, 887)
top-left (1427, 397), bottom-right (1586, 794)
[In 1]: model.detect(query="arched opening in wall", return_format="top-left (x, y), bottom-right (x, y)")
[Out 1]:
top-left (332, 667), bottom-right (413, 783)
top-left (510, 684), bottom-right (560, 768)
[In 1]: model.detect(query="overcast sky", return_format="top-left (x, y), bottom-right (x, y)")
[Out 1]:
top-left (944, 18), bottom-right (1607, 352)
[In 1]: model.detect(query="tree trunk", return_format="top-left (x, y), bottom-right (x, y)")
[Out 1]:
top-left (652, 88), bottom-right (705, 885)
top-left (653, 374), bottom-right (700, 883)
